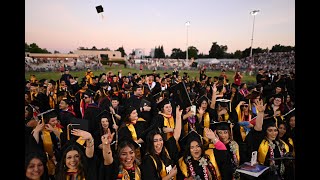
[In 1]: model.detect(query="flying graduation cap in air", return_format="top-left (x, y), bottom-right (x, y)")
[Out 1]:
top-left (95, 5), bottom-right (104, 19)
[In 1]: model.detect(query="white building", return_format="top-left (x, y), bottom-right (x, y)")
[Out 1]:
top-left (134, 48), bottom-right (145, 59)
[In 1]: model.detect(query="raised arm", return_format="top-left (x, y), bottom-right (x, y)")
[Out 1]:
top-left (173, 105), bottom-right (183, 141)
top-left (253, 99), bottom-right (266, 131)
top-left (71, 129), bottom-right (95, 158)
top-left (101, 129), bottom-right (115, 165)
top-left (210, 83), bottom-right (217, 109)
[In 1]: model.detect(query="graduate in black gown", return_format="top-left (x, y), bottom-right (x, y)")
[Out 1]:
top-left (177, 128), bottom-right (233, 180)
top-left (99, 130), bottom-right (142, 180)
top-left (244, 99), bottom-right (293, 180)
top-left (140, 106), bottom-right (183, 180)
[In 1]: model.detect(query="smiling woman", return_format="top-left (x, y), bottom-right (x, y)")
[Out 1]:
top-left (25, 152), bottom-right (50, 180)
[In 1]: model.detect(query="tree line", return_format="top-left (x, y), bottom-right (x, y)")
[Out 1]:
top-left (25, 42), bottom-right (294, 59)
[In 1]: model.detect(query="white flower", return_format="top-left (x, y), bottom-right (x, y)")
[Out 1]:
top-left (269, 143), bottom-right (275, 149)
top-left (198, 157), bottom-right (208, 166)
top-left (187, 156), bottom-right (191, 160)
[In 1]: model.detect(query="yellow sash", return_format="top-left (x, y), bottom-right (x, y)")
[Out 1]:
top-left (163, 116), bottom-right (175, 140)
top-left (236, 105), bottom-right (250, 141)
top-left (258, 139), bottom-right (289, 164)
top-left (205, 148), bottom-right (221, 180)
top-left (42, 129), bottom-right (54, 156)
top-left (126, 118), bottom-right (145, 141)
top-left (149, 154), bottom-right (176, 179)
top-left (126, 118), bottom-right (145, 160)
top-left (178, 150), bottom-right (222, 179)
top-left (120, 165), bottom-right (141, 180)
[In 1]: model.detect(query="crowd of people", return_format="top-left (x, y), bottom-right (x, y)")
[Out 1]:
top-left (25, 65), bottom-right (295, 179)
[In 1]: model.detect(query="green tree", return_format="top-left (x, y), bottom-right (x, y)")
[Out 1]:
top-left (188, 46), bottom-right (199, 59)
top-left (170, 48), bottom-right (183, 59)
top-left (116, 46), bottom-right (127, 57)
top-left (208, 42), bottom-right (227, 58)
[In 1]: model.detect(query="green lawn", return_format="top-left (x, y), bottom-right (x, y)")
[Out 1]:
top-left (25, 66), bottom-right (257, 84)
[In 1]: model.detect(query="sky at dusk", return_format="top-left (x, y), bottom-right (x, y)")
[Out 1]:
top-left (25, 0), bottom-right (295, 56)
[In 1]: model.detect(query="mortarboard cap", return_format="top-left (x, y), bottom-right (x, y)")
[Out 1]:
top-left (179, 130), bottom-right (204, 147)
top-left (69, 117), bottom-right (89, 132)
top-left (157, 98), bottom-right (171, 111)
top-left (132, 83), bottom-right (143, 91)
top-left (170, 82), bottom-right (192, 110)
top-left (48, 79), bottom-right (56, 86)
top-left (83, 89), bottom-right (96, 97)
top-left (273, 93), bottom-right (284, 101)
top-left (61, 96), bottom-right (75, 106)
top-left (216, 98), bottom-right (231, 108)
top-left (37, 109), bottom-right (57, 123)
top-left (117, 137), bottom-right (140, 149)
top-left (100, 81), bottom-right (109, 87)
top-left (196, 95), bottom-right (211, 106)
top-left (96, 5), bottom-right (104, 13)
top-left (246, 90), bottom-right (261, 100)
top-left (211, 121), bottom-right (232, 131)
top-left (231, 83), bottom-right (239, 89)
top-left (262, 118), bottom-right (277, 132)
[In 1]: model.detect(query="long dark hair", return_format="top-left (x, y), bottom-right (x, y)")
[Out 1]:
top-left (182, 138), bottom-right (205, 160)
top-left (55, 144), bottom-right (88, 180)
top-left (25, 152), bottom-right (49, 180)
top-left (145, 130), bottom-right (172, 174)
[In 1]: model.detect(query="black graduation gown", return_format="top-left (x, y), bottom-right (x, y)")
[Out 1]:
top-left (141, 137), bottom-right (179, 180)
top-left (244, 129), bottom-right (293, 180)
top-left (83, 103), bottom-right (102, 135)
top-left (98, 159), bottom-right (140, 180)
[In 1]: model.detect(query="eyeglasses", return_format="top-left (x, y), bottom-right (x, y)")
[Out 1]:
top-left (83, 96), bottom-right (89, 99)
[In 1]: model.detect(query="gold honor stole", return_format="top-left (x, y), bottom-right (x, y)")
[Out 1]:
top-left (126, 118), bottom-right (145, 141)
top-left (120, 165), bottom-right (141, 180)
top-left (258, 139), bottom-right (289, 164)
top-left (42, 128), bottom-right (62, 175)
top-left (163, 115), bottom-right (175, 140)
top-left (126, 118), bottom-right (145, 160)
top-left (198, 112), bottom-right (210, 146)
top-left (178, 149), bottom-right (221, 180)
top-left (236, 105), bottom-right (251, 141)
top-left (149, 150), bottom-right (176, 180)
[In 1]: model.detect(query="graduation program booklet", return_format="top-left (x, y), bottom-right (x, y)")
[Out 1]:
top-left (236, 162), bottom-right (269, 177)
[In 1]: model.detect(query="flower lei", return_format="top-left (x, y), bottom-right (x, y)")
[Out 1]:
top-left (229, 141), bottom-right (239, 167)
top-left (188, 115), bottom-right (196, 129)
top-left (268, 140), bottom-right (286, 177)
top-left (185, 156), bottom-right (217, 180)
top-left (117, 165), bottom-right (135, 180)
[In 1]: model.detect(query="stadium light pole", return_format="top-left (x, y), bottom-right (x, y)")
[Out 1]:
top-left (185, 21), bottom-right (190, 61)
top-left (250, 10), bottom-right (259, 59)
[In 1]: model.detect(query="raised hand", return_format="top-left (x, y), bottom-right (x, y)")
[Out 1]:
top-left (71, 129), bottom-right (92, 140)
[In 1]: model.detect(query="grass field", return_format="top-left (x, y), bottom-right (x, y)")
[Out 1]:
top-left (25, 65), bottom-right (257, 84)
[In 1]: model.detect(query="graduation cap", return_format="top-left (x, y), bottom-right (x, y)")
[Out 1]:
top-left (96, 5), bottom-right (104, 14)
top-left (262, 117), bottom-right (277, 132)
top-left (157, 98), bottom-right (171, 111)
top-left (48, 79), bottom-right (56, 86)
top-left (61, 96), bottom-right (75, 106)
top-left (272, 93), bottom-right (284, 102)
top-left (179, 130), bottom-right (204, 148)
top-left (170, 82), bottom-right (192, 110)
top-left (37, 109), bottom-right (57, 124)
top-left (132, 83), bottom-right (143, 91)
top-left (117, 137), bottom-right (141, 150)
top-left (196, 95), bottom-right (211, 106)
top-left (246, 90), bottom-right (261, 100)
top-left (230, 83), bottom-right (239, 89)
top-left (211, 121), bottom-right (232, 131)
top-left (216, 98), bottom-right (231, 108)
top-left (83, 89), bottom-right (96, 97)
top-left (100, 81), bottom-right (109, 87)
